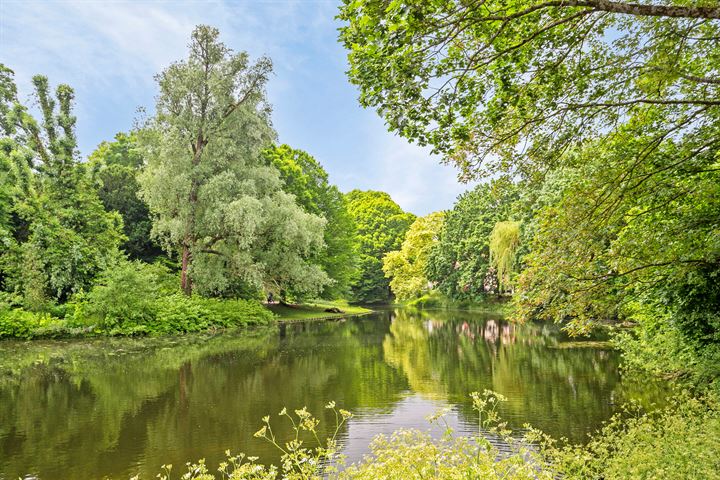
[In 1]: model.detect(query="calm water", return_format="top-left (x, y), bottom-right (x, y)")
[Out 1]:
top-left (0, 309), bottom-right (667, 479)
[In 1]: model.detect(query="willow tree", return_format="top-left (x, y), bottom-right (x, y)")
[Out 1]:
top-left (139, 26), bottom-right (329, 298)
top-left (489, 221), bottom-right (521, 294)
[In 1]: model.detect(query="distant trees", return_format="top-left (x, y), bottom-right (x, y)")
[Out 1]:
top-left (383, 212), bottom-right (444, 302)
top-left (426, 182), bottom-right (518, 302)
top-left (264, 145), bottom-right (358, 299)
top-left (345, 190), bottom-right (415, 303)
top-left (89, 133), bottom-right (162, 261)
top-left (138, 26), bottom-right (329, 298)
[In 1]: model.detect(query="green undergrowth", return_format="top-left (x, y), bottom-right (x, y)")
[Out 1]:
top-left (0, 261), bottom-right (275, 339)
top-left (268, 299), bottom-right (372, 322)
top-left (0, 295), bottom-right (274, 339)
top-left (137, 390), bottom-right (720, 480)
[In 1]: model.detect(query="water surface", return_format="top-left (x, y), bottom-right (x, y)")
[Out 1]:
top-left (0, 309), bottom-right (666, 479)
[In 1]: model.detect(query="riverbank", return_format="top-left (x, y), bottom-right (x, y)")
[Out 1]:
top-left (268, 300), bottom-right (372, 322)
top-left (0, 298), bottom-right (371, 340)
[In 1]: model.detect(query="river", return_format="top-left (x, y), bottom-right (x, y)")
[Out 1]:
top-left (0, 308), bottom-right (667, 479)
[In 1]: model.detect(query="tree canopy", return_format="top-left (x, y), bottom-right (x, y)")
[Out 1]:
top-left (427, 181), bottom-right (519, 301)
top-left (264, 144), bottom-right (358, 299)
top-left (383, 211), bottom-right (444, 301)
top-left (345, 190), bottom-right (415, 303)
top-left (138, 26), bottom-right (329, 298)
top-left (339, 0), bottom-right (720, 180)
top-left (89, 132), bottom-right (162, 261)
top-left (0, 65), bottom-right (123, 307)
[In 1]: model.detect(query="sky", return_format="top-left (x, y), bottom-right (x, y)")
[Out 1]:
top-left (0, 0), bottom-right (476, 215)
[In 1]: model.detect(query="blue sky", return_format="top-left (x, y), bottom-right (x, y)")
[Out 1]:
top-left (0, 0), bottom-right (475, 215)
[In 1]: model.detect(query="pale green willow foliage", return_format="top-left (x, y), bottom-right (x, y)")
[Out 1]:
top-left (138, 26), bottom-right (329, 297)
top-left (489, 221), bottom-right (521, 294)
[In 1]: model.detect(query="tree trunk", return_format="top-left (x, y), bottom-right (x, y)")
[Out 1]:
top-left (181, 243), bottom-right (192, 295)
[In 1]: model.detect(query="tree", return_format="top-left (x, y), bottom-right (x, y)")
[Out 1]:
top-left (264, 144), bottom-right (358, 299)
top-left (138, 26), bottom-right (329, 298)
top-left (345, 190), bottom-right (415, 303)
top-left (383, 211), bottom-right (444, 301)
top-left (489, 221), bottom-right (521, 294)
top-left (89, 132), bottom-right (162, 261)
top-left (0, 65), bottom-right (124, 305)
top-left (516, 112), bottom-right (720, 336)
top-left (427, 181), bottom-right (518, 302)
top-left (339, 0), bottom-right (720, 180)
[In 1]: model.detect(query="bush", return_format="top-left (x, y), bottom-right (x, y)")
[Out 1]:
top-left (1, 260), bottom-right (274, 338)
top-left (111, 294), bottom-right (274, 336)
top-left (0, 305), bottom-right (63, 339)
top-left (537, 393), bottom-right (720, 479)
top-left (83, 260), bottom-right (174, 328)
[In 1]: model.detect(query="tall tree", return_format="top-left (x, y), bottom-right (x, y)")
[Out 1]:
top-left (383, 211), bottom-right (444, 301)
top-left (89, 132), bottom-right (162, 261)
top-left (0, 65), bottom-right (123, 306)
top-left (264, 144), bottom-right (358, 299)
top-left (139, 26), bottom-right (329, 298)
top-left (345, 190), bottom-right (415, 303)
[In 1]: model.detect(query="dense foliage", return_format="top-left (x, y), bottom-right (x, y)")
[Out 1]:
top-left (264, 144), bottom-right (358, 299)
top-left (426, 181), bottom-right (519, 302)
top-left (89, 133), bottom-right (163, 261)
top-left (382, 211), bottom-right (444, 301)
top-left (0, 65), bottom-right (124, 308)
top-left (345, 190), bottom-right (415, 303)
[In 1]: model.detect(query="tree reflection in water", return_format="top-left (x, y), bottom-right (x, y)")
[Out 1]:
top-left (0, 310), bottom-right (668, 480)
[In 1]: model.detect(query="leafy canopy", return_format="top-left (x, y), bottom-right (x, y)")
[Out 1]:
top-left (88, 132), bottom-right (162, 261)
top-left (264, 144), bottom-right (358, 299)
top-left (383, 211), bottom-right (444, 302)
top-left (345, 190), bottom-right (415, 303)
top-left (139, 26), bottom-right (329, 298)
top-left (339, 0), bottom-right (720, 180)
top-left (0, 64), bottom-right (123, 307)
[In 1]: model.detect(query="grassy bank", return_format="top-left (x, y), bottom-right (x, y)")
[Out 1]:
top-left (404, 290), bottom-right (510, 313)
top-left (0, 296), bottom-right (274, 339)
top-left (268, 300), bottom-right (372, 322)
top-left (0, 297), bottom-right (373, 340)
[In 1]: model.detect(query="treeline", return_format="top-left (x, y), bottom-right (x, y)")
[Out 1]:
top-left (0, 26), bottom-right (417, 338)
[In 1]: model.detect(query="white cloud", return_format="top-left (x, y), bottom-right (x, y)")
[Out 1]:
top-left (0, 0), bottom-right (475, 213)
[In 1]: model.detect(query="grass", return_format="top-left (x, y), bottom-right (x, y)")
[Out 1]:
top-left (267, 300), bottom-right (372, 322)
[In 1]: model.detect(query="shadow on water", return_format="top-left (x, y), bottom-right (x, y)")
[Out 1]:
top-left (0, 308), bottom-right (670, 479)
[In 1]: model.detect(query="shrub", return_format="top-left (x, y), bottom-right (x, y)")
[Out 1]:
top-left (537, 393), bottom-right (720, 479)
top-left (0, 306), bottom-right (63, 339)
top-left (83, 260), bottom-right (175, 328)
top-left (121, 294), bottom-right (274, 336)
